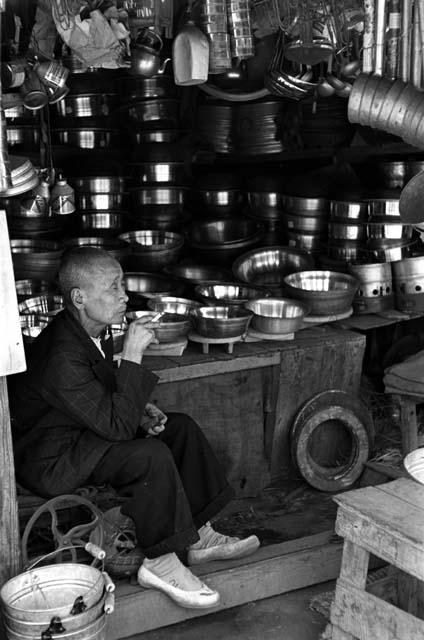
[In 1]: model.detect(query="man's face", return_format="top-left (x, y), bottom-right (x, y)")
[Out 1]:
top-left (79, 258), bottom-right (128, 329)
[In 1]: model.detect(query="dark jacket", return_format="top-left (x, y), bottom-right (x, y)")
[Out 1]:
top-left (9, 310), bottom-right (158, 496)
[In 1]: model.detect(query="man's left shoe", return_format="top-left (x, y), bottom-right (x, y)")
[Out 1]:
top-left (187, 521), bottom-right (260, 565)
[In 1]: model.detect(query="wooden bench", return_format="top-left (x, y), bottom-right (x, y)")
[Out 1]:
top-left (327, 478), bottom-right (424, 639)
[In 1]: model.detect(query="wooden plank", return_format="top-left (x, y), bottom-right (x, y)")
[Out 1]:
top-left (335, 505), bottom-right (424, 581)
top-left (364, 461), bottom-right (407, 480)
top-left (151, 367), bottom-right (271, 496)
top-left (378, 478), bottom-right (424, 511)
top-left (0, 211), bottom-right (26, 376)
top-left (270, 333), bottom-right (365, 480)
top-left (339, 540), bottom-right (369, 589)
top-left (331, 578), bottom-right (424, 639)
top-left (391, 394), bottom-right (419, 454)
top-left (0, 378), bottom-right (22, 585)
top-left (108, 531), bottom-right (344, 638)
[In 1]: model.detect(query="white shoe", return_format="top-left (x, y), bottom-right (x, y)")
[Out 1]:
top-left (187, 522), bottom-right (260, 565)
top-left (138, 553), bottom-right (220, 609)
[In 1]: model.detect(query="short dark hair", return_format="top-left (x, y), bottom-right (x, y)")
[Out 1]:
top-left (58, 247), bottom-right (116, 306)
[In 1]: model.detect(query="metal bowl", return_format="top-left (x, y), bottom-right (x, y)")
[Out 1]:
top-left (119, 230), bottom-right (184, 271)
top-left (126, 310), bottom-right (191, 343)
top-left (18, 294), bottom-right (64, 316)
top-left (188, 217), bottom-right (262, 245)
top-left (64, 236), bottom-right (130, 262)
top-left (76, 192), bottom-right (125, 211)
top-left (130, 186), bottom-right (186, 212)
top-left (233, 246), bottom-right (315, 289)
top-left (20, 313), bottom-right (51, 328)
top-left (147, 296), bottom-right (201, 317)
top-left (123, 272), bottom-right (185, 304)
top-left (15, 279), bottom-right (54, 302)
top-left (21, 321), bottom-right (50, 343)
top-left (52, 93), bottom-right (118, 118)
top-left (116, 99), bottom-right (179, 126)
top-left (245, 297), bottom-right (308, 334)
top-left (364, 240), bottom-right (416, 262)
top-left (71, 176), bottom-right (125, 193)
top-left (194, 189), bottom-right (244, 214)
top-left (287, 231), bottom-right (326, 253)
top-left (194, 282), bottom-right (270, 307)
top-left (193, 306), bottom-right (253, 338)
top-left (328, 241), bottom-right (364, 262)
top-left (404, 448), bottom-right (424, 485)
top-left (51, 128), bottom-right (118, 149)
top-left (329, 200), bottom-right (368, 221)
top-left (283, 270), bottom-right (359, 315)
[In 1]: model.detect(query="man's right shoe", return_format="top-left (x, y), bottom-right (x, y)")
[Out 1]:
top-left (137, 553), bottom-right (220, 609)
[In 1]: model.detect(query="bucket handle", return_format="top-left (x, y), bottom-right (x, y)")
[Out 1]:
top-left (41, 616), bottom-right (65, 640)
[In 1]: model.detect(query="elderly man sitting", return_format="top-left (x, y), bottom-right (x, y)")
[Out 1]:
top-left (9, 247), bottom-right (259, 609)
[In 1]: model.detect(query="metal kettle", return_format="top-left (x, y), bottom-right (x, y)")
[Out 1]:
top-left (130, 28), bottom-right (170, 78)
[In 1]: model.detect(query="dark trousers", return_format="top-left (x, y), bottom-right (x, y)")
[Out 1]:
top-left (89, 413), bottom-right (234, 558)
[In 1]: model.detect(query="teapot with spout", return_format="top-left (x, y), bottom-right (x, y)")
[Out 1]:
top-left (131, 28), bottom-right (170, 77)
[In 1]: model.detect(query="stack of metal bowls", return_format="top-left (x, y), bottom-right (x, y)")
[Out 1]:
top-left (365, 196), bottom-right (415, 262)
top-left (193, 305), bottom-right (253, 338)
top-left (5, 194), bottom-right (65, 240)
top-left (119, 230), bottom-right (184, 271)
top-left (123, 272), bottom-right (186, 309)
top-left (5, 101), bottom-right (39, 151)
top-left (114, 70), bottom-right (179, 146)
top-left (127, 143), bottom-right (188, 230)
top-left (191, 172), bottom-right (243, 217)
top-left (186, 217), bottom-right (263, 266)
top-left (245, 297), bottom-right (308, 334)
top-left (64, 236), bottom-right (130, 263)
top-left (283, 270), bottom-right (359, 317)
top-left (71, 175), bottom-right (128, 235)
top-left (391, 256), bottom-right (424, 313)
top-left (299, 96), bottom-right (355, 149)
top-left (347, 262), bottom-right (394, 314)
top-left (197, 102), bottom-right (234, 154)
top-left (227, 0), bottom-right (254, 62)
top-left (194, 282), bottom-right (270, 307)
top-left (10, 239), bottom-right (64, 282)
top-left (50, 70), bottom-right (120, 149)
top-left (348, 73), bottom-right (424, 147)
top-left (232, 245), bottom-right (315, 294)
top-left (235, 100), bottom-right (286, 155)
top-left (200, 0), bottom-right (231, 74)
top-left (327, 199), bottom-right (368, 264)
top-left (281, 195), bottom-right (329, 255)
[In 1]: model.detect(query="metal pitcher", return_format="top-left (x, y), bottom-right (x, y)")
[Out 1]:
top-left (131, 28), bottom-right (170, 77)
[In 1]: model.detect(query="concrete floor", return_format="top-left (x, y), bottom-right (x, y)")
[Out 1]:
top-left (125, 581), bottom-right (332, 640)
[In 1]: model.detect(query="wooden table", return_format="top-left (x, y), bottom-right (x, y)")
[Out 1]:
top-left (142, 325), bottom-right (366, 495)
top-left (329, 478), bottom-right (424, 640)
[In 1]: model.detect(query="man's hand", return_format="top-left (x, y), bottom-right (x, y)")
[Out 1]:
top-left (140, 402), bottom-right (167, 436)
top-left (121, 317), bottom-right (158, 364)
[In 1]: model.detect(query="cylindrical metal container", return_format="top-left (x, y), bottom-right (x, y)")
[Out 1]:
top-left (348, 262), bottom-right (394, 314)
top-left (329, 200), bottom-right (368, 221)
top-left (392, 255), bottom-right (424, 312)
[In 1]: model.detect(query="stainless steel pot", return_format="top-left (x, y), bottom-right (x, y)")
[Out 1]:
top-left (328, 241), bottom-right (364, 262)
top-left (6, 125), bottom-right (40, 147)
top-left (77, 211), bottom-right (129, 235)
top-left (375, 160), bottom-right (407, 189)
top-left (116, 74), bottom-right (177, 101)
top-left (117, 99), bottom-right (179, 126)
top-left (284, 213), bottom-right (327, 234)
top-left (287, 231), bottom-right (326, 253)
top-left (51, 128), bottom-right (119, 149)
top-left (348, 262), bottom-right (393, 314)
top-left (329, 200), bottom-right (368, 221)
top-left (366, 198), bottom-right (400, 218)
top-left (76, 192), bottom-right (126, 211)
top-left (52, 93), bottom-right (118, 118)
top-left (392, 255), bottom-right (424, 312)
top-left (282, 195), bottom-right (328, 214)
top-left (367, 222), bottom-right (413, 240)
top-left (130, 129), bottom-right (179, 144)
top-left (245, 297), bottom-right (308, 334)
top-left (328, 221), bottom-right (366, 241)
top-left (128, 162), bottom-right (186, 185)
top-left (71, 176), bottom-right (125, 193)
top-left (366, 240), bottom-right (415, 262)
top-left (130, 186), bottom-right (186, 211)
top-left (283, 270), bottom-right (359, 315)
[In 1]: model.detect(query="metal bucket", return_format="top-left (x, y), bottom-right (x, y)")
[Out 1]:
top-left (392, 255), bottom-right (424, 312)
top-left (0, 564), bottom-right (104, 624)
top-left (5, 612), bottom-right (106, 640)
top-left (348, 262), bottom-right (393, 314)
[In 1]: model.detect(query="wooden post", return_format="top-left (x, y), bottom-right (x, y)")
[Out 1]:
top-left (0, 210), bottom-right (26, 583)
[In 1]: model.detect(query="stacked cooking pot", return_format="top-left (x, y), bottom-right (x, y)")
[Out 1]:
top-left (246, 175), bottom-right (286, 245)
top-left (191, 172), bottom-right (243, 218)
top-left (391, 256), bottom-right (424, 314)
top-left (327, 199), bottom-right (368, 264)
top-left (114, 71), bottom-right (180, 146)
top-left (126, 143), bottom-right (188, 231)
top-left (281, 195), bottom-right (329, 255)
top-left (5, 101), bottom-right (39, 152)
top-left (50, 70), bottom-right (120, 150)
